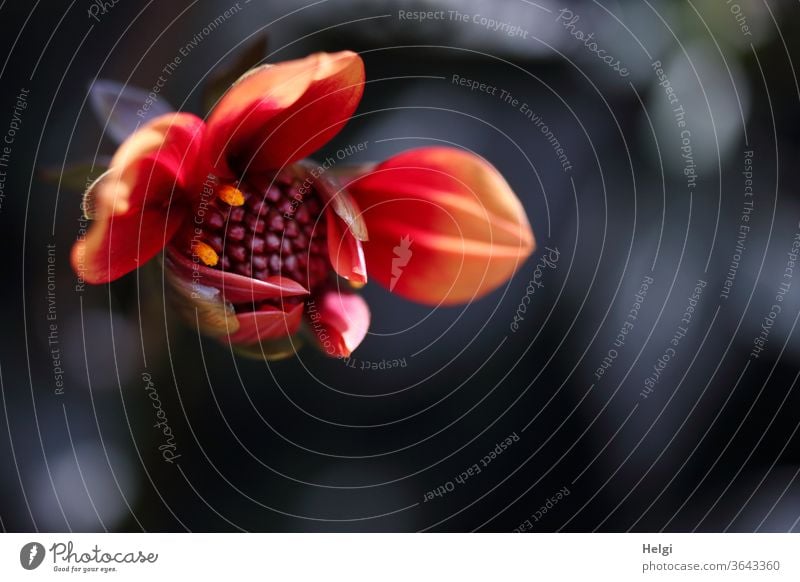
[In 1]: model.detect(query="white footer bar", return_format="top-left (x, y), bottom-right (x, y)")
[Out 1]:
top-left (1, 533), bottom-right (797, 580)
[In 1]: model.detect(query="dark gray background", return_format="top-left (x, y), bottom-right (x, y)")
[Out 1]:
top-left (1, 0), bottom-right (799, 532)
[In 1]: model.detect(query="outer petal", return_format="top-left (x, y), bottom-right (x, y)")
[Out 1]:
top-left (228, 302), bottom-right (304, 345)
top-left (72, 206), bottom-right (187, 284)
top-left (206, 51), bottom-right (364, 174)
top-left (345, 147), bottom-right (535, 306)
top-left (71, 113), bottom-right (206, 284)
top-left (307, 290), bottom-right (370, 357)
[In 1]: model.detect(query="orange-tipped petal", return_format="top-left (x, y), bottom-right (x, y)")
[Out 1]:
top-left (346, 147), bottom-right (535, 305)
top-left (307, 290), bottom-right (370, 357)
top-left (206, 51), bottom-right (364, 174)
top-left (228, 302), bottom-right (304, 345)
top-left (72, 113), bottom-right (206, 284)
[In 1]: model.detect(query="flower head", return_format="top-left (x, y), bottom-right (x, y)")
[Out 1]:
top-left (71, 51), bottom-right (535, 359)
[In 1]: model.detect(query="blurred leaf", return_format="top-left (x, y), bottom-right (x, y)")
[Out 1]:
top-left (39, 156), bottom-right (111, 191)
top-left (90, 79), bottom-right (174, 144)
top-left (202, 33), bottom-right (269, 115)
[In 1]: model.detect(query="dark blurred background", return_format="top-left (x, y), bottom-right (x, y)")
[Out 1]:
top-left (1, 0), bottom-right (800, 532)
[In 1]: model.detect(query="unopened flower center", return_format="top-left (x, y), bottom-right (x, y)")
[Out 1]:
top-left (187, 171), bottom-right (330, 294)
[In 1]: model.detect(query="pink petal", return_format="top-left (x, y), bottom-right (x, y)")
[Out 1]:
top-left (307, 290), bottom-right (370, 357)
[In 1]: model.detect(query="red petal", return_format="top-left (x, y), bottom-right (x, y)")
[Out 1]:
top-left (71, 204), bottom-right (188, 284)
top-left (165, 249), bottom-right (308, 303)
top-left (72, 113), bottom-right (206, 284)
top-left (228, 302), bottom-right (304, 345)
top-left (206, 51), bottom-right (364, 174)
top-left (307, 290), bottom-right (370, 357)
top-left (346, 147), bottom-right (535, 305)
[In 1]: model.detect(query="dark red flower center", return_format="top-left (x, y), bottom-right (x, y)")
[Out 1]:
top-left (182, 170), bottom-right (331, 303)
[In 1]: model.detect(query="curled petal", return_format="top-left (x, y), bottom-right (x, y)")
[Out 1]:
top-left (346, 147), bottom-right (535, 305)
top-left (228, 302), bottom-right (304, 345)
top-left (307, 290), bottom-right (370, 357)
top-left (298, 159), bottom-right (368, 240)
top-left (326, 208), bottom-right (367, 285)
top-left (166, 249), bottom-right (308, 303)
top-left (290, 161), bottom-right (368, 284)
top-left (206, 51), bottom-right (364, 173)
